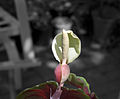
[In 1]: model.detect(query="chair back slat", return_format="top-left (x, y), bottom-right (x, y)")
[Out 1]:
top-left (14, 0), bottom-right (35, 60)
top-left (0, 7), bottom-right (20, 61)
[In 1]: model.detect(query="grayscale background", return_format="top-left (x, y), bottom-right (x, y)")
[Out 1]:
top-left (0, 0), bottom-right (120, 99)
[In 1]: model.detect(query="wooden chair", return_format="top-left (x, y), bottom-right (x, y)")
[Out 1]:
top-left (0, 0), bottom-right (42, 99)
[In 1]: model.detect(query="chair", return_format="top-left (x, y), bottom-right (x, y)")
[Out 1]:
top-left (0, 0), bottom-right (42, 98)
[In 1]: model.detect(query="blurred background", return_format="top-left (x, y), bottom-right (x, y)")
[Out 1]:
top-left (0, 0), bottom-right (120, 99)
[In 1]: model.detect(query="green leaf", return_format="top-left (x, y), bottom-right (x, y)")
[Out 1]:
top-left (16, 80), bottom-right (90, 99)
top-left (52, 30), bottom-right (81, 63)
top-left (61, 87), bottom-right (90, 99)
top-left (16, 81), bottom-right (58, 99)
top-left (65, 73), bottom-right (91, 95)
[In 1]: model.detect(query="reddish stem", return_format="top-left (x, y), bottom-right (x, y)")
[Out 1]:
top-left (50, 85), bottom-right (63, 99)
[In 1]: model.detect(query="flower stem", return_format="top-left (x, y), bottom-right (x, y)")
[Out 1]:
top-left (50, 85), bottom-right (62, 99)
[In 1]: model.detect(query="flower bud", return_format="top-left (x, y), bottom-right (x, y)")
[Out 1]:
top-left (55, 64), bottom-right (70, 84)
